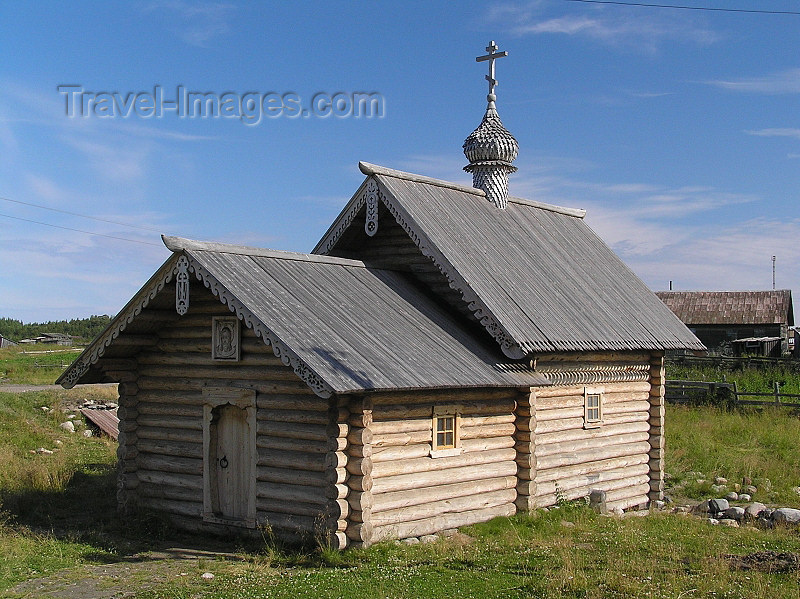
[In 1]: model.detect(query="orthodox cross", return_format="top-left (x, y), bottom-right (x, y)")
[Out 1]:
top-left (476, 40), bottom-right (508, 97)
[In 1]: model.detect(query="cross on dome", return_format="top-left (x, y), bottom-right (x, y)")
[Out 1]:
top-left (476, 40), bottom-right (508, 103)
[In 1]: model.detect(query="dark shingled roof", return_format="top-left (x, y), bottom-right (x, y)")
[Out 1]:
top-left (317, 163), bottom-right (704, 355)
top-left (655, 290), bottom-right (794, 326)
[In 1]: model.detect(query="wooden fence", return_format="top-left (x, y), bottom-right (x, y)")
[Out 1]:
top-left (666, 380), bottom-right (800, 408)
top-left (668, 354), bottom-right (799, 371)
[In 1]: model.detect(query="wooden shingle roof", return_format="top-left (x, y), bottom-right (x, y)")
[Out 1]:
top-left (655, 290), bottom-right (794, 326)
top-left (59, 237), bottom-right (550, 396)
top-left (316, 163), bottom-right (704, 356)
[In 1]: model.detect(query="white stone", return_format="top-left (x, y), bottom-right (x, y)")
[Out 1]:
top-left (83, 429), bottom-right (93, 438)
top-left (201, 572), bottom-right (215, 580)
top-left (714, 477), bottom-right (728, 485)
top-left (739, 493), bottom-right (751, 502)
top-left (420, 535), bottom-right (438, 544)
top-left (35, 447), bottom-right (53, 455)
top-left (773, 508), bottom-right (800, 524)
top-left (59, 421), bottom-right (75, 433)
top-left (719, 519), bottom-right (739, 527)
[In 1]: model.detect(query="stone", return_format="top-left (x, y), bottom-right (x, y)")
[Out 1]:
top-left (745, 502), bottom-right (767, 519)
top-left (711, 484), bottom-right (726, 494)
top-left (611, 507), bottom-right (624, 516)
top-left (793, 487), bottom-right (800, 496)
top-left (652, 500), bottom-right (665, 510)
top-left (723, 507), bottom-right (745, 521)
top-left (40, 406), bottom-right (50, 412)
top-left (725, 492), bottom-right (739, 502)
top-left (692, 501), bottom-right (710, 514)
top-left (708, 498), bottom-right (729, 514)
top-left (54, 440), bottom-right (63, 446)
top-left (419, 535), bottom-right (438, 544)
top-left (59, 421), bottom-right (75, 433)
top-left (772, 508), bottom-right (800, 525)
top-left (35, 447), bottom-right (53, 455)
top-left (561, 520), bottom-right (575, 528)
top-left (440, 529), bottom-right (459, 537)
top-left (589, 489), bottom-right (608, 514)
top-left (67, 414), bottom-right (77, 420)
top-left (696, 479), bottom-right (707, 485)
top-left (201, 572), bottom-right (214, 580)
top-left (739, 494), bottom-right (751, 502)
top-left (742, 476), bottom-right (752, 486)
top-left (743, 485), bottom-right (757, 495)
top-left (720, 519), bottom-right (739, 528)
top-left (715, 477), bottom-right (728, 485)
top-left (708, 518), bottom-right (720, 525)
top-left (83, 429), bottom-right (93, 438)
top-left (401, 537), bottom-right (420, 545)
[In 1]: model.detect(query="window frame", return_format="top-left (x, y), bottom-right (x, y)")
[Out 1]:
top-left (431, 407), bottom-right (462, 457)
top-left (583, 387), bottom-right (604, 429)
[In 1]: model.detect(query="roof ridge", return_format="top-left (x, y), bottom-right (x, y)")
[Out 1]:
top-left (359, 162), bottom-right (585, 218)
top-left (162, 235), bottom-right (369, 268)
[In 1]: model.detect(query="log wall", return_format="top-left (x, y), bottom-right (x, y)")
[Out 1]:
top-left (108, 284), bottom-right (335, 541)
top-left (522, 352), bottom-right (656, 512)
top-left (367, 388), bottom-right (519, 543)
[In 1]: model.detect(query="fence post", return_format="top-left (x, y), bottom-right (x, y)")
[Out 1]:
top-left (732, 381), bottom-right (739, 406)
top-left (774, 382), bottom-right (781, 406)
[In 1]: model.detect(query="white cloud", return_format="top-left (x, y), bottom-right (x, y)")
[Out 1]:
top-left (141, 1), bottom-right (235, 47)
top-left (746, 128), bottom-right (800, 141)
top-left (708, 68), bottom-right (800, 94)
top-left (486, 2), bottom-right (720, 51)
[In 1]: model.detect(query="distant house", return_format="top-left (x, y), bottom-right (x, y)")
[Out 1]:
top-left (655, 290), bottom-right (794, 356)
top-left (19, 333), bottom-right (73, 346)
top-left (0, 334), bottom-right (17, 349)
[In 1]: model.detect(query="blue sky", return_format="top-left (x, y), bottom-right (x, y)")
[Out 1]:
top-left (1, 1), bottom-right (798, 323)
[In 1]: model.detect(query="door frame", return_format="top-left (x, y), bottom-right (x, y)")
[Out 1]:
top-left (202, 386), bottom-right (257, 528)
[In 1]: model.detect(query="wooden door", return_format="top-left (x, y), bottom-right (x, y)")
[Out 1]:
top-left (210, 403), bottom-right (250, 521)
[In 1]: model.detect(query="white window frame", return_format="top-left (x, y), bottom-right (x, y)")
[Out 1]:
top-left (584, 387), bottom-right (604, 429)
top-left (430, 407), bottom-right (462, 458)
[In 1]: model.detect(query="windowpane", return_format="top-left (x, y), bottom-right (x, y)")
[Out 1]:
top-left (434, 415), bottom-right (456, 449)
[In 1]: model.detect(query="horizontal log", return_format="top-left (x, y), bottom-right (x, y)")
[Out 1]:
top-left (534, 381), bottom-right (651, 399)
top-left (460, 422), bottom-right (515, 439)
top-left (258, 449), bottom-right (325, 472)
top-left (535, 431), bottom-right (650, 459)
top-left (136, 403), bottom-right (203, 419)
top-left (258, 421), bottom-right (327, 442)
top-left (139, 497), bottom-right (202, 518)
top-left (371, 488), bottom-right (516, 527)
top-left (135, 415), bottom-right (202, 433)
top-left (257, 481), bottom-right (330, 505)
top-left (137, 453), bottom-right (202, 475)
top-left (536, 441), bottom-right (651, 471)
top-left (533, 391), bottom-right (649, 412)
top-left (536, 453), bottom-right (649, 483)
top-left (370, 419), bottom-right (429, 435)
top-left (372, 503), bottom-right (516, 542)
top-left (257, 466), bottom-right (326, 487)
top-left (258, 511), bottom-right (323, 534)
top-left (257, 436), bottom-right (329, 454)
top-left (535, 464), bottom-right (650, 497)
top-left (371, 475), bottom-right (517, 514)
top-left (138, 376), bottom-right (314, 395)
top-left (136, 426), bottom-right (201, 444)
top-left (373, 400), bottom-right (516, 421)
top-left (372, 429), bottom-right (431, 448)
top-left (535, 420), bottom-right (649, 447)
top-left (372, 388), bottom-right (518, 406)
top-left (256, 497), bottom-right (345, 519)
top-left (372, 447), bottom-right (515, 480)
top-left (371, 443), bottom-right (430, 463)
top-left (137, 481), bottom-right (202, 503)
top-left (372, 461), bottom-right (517, 495)
top-left (534, 400), bottom-right (650, 424)
top-left (137, 439), bottom-right (202, 460)
top-left (533, 411), bottom-right (647, 435)
top-left (257, 409), bottom-right (328, 425)
top-left (136, 469), bottom-right (203, 490)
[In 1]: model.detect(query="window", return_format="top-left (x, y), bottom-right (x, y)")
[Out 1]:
top-left (435, 415), bottom-right (456, 449)
top-left (584, 387), bottom-right (603, 429)
top-left (431, 409), bottom-right (461, 457)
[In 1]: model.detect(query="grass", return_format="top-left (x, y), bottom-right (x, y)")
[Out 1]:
top-left (0, 345), bottom-right (82, 386)
top-left (1, 356), bottom-right (800, 597)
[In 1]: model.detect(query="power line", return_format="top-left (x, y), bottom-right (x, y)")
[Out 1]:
top-left (564, 0), bottom-right (800, 15)
top-left (0, 195), bottom-right (164, 233)
top-left (0, 213), bottom-right (161, 246)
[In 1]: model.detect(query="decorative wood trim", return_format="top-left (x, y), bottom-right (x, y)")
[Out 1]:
top-left (59, 257), bottom-right (185, 389)
top-left (314, 179), bottom-right (369, 255)
top-left (537, 370), bottom-right (649, 386)
top-left (364, 179), bottom-right (379, 237)
top-left (175, 255), bottom-right (190, 315)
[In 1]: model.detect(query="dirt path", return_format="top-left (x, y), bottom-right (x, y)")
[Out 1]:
top-left (8, 548), bottom-right (244, 599)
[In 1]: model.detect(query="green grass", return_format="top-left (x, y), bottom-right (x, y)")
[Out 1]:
top-left (0, 345), bottom-right (82, 385)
